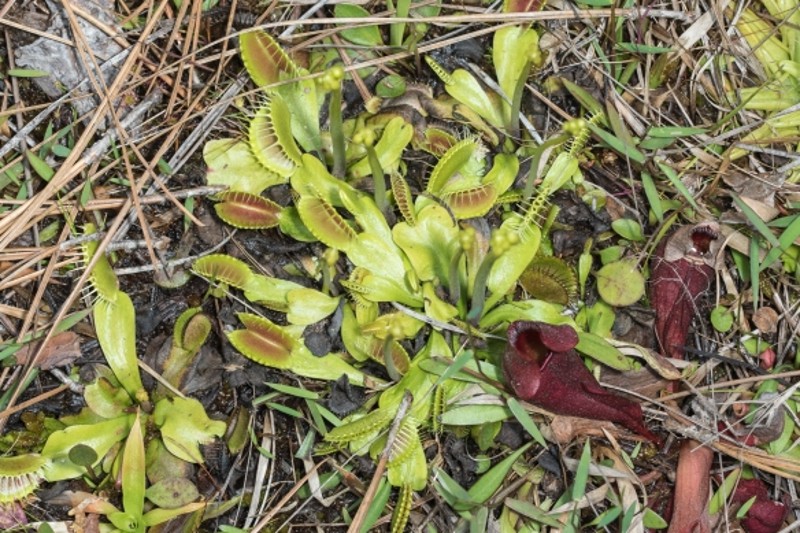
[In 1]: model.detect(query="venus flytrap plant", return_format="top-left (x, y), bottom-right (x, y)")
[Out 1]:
top-left (189, 27), bottom-right (674, 528)
top-left (0, 225), bottom-right (226, 527)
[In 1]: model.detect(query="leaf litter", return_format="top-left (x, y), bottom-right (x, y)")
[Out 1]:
top-left (0, 0), bottom-right (800, 531)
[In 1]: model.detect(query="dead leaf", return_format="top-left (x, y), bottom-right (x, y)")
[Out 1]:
top-left (752, 306), bottom-right (779, 333)
top-left (15, 331), bottom-right (81, 370)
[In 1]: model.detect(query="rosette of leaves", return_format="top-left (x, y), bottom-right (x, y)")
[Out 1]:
top-left (191, 26), bottom-right (679, 531)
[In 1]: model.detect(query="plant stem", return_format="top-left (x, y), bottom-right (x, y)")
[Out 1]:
top-left (367, 146), bottom-right (388, 214)
top-left (448, 246), bottom-right (464, 305)
top-left (330, 87), bottom-right (346, 178)
top-left (467, 251), bottom-right (498, 324)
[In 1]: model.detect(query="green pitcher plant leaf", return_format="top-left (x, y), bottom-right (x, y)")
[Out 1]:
top-left (240, 30), bottom-right (298, 88)
top-left (82, 224), bottom-right (118, 303)
top-left (596, 259), bottom-right (646, 307)
top-left (334, 4), bottom-right (383, 46)
top-left (360, 311), bottom-right (424, 341)
top-left (240, 30), bottom-right (322, 152)
top-left (174, 307), bottom-right (212, 353)
top-left (349, 117), bottom-right (414, 179)
top-left (427, 137), bottom-right (486, 195)
top-left (386, 417), bottom-right (427, 491)
top-left (160, 308), bottom-right (212, 391)
top-left (426, 57), bottom-right (504, 128)
top-left (392, 201), bottom-right (460, 283)
top-left (243, 274), bottom-right (304, 312)
top-left (493, 26), bottom-right (540, 127)
top-left (285, 288), bottom-right (341, 325)
top-left (296, 195), bottom-right (358, 251)
top-left (145, 477), bottom-right (200, 509)
top-left (84, 374), bottom-right (134, 419)
top-left (143, 502), bottom-right (207, 527)
top-left (390, 173), bottom-right (416, 225)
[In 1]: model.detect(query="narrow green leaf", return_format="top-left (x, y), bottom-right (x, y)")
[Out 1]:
top-left (641, 172), bottom-right (663, 222)
top-left (656, 162), bottom-right (698, 209)
top-left (7, 68), bottom-right (49, 77)
top-left (359, 478), bottom-right (392, 532)
top-left (589, 124), bottom-right (646, 164)
top-left (571, 439), bottom-right (591, 502)
top-left (761, 214), bottom-right (800, 271)
top-left (506, 398), bottom-right (547, 447)
top-left (750, 236), bottom-right (760, 306)
top-left (732, 194), bottom-right (781, 248)
top-left (467, 442), bottom-right (532, 504)
top-left (471, 506), bottom-right (489, 533)
top-left (611, 219), bottom-right (645, 242)
top-left (433, 467), bottom-right (476, 510)
top-left (431, 349), bottom-right (474, 388)
top-left (51, 144), bottom-right (72, 158)
top-left (642, 507), bottom-right (668, 529)
top-left (616, 43), bottom-right (673, 54)
top-left (266, 401), bottom-right (304, 418)
top-left (122, 411), bottom-right (146, 519)
top-left (503, 499), bottom-right (563, 527)
top-left (266, 382), bottom-right (320, 400)
top-left (560, 77), bottom-right (604, 116)
top-left (26, 151), bottom-right (55, 182)
top-left (576, 332), bottom-right (635, 370)
top-left (647, 126), bottom-right (707, 138)
top-left (588, 506), bottom-right (622, 527)
top-left (143, 502), bottom-right (206, 527)
top-left (708, 469), bottom-right (741, 515)
top-left (620, 502), bottom-right (637, 531)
